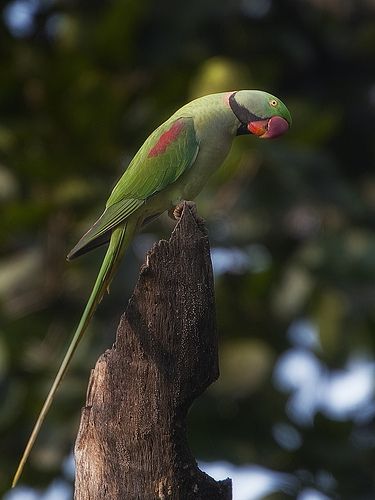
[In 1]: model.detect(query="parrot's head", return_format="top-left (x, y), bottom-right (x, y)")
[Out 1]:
top-left (229, 90), bottom-right (292, 139)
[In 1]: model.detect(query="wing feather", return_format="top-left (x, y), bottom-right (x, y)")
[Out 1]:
top-left (68, 116), bottom-right (199, 259)
top-left (67, 198), bottom-right (144, 260)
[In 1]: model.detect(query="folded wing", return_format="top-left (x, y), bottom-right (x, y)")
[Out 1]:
top-left (67, 116), bottom-right (199, 260)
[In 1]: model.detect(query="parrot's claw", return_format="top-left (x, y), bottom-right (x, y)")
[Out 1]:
top-left (169, 201), bottom-right (197, 220)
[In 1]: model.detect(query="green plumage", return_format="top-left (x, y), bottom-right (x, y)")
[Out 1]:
top-left (13, 90), bottom-right (291, 487)
top-left (68, 116), bottom-right (199, 259)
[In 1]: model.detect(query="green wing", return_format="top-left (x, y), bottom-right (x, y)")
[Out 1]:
top-left (67, 117), bottom-right (199, 259)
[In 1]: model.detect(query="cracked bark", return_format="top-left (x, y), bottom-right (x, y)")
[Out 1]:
top-left (74, 202), bottom-right (232, 500)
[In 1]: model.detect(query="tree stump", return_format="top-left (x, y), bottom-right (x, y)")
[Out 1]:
top-left (74, 202), bottom-right (232, 500)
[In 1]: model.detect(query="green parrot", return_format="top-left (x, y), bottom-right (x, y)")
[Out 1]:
top-left (13, 90), bottom-right (291, 486)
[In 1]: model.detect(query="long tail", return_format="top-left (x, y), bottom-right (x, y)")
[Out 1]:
top-left (12, 220), bottom-right (138, 487)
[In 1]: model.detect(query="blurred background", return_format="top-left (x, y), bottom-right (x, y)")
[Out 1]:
top-left (1, 0), bottom-right (375, 498)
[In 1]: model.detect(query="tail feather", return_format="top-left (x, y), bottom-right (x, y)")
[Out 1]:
top-left (12, 220), bottom-right (137, 488)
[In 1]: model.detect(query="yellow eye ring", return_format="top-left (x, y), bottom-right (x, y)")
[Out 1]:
top-left (269, 99), bottom-right (278, 107)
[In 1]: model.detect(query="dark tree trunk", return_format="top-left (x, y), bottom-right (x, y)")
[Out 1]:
top-left (74, 202), bottom-right (232, 500)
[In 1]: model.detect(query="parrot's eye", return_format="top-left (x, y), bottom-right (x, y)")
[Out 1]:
top-left (269, 99), bottom-right (278, 107)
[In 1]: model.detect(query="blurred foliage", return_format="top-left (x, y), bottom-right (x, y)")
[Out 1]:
top-left (1, 0), bottom-right (375, 498)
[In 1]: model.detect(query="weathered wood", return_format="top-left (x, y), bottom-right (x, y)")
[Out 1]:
top-left (74, 202), bottom-right (232, 500)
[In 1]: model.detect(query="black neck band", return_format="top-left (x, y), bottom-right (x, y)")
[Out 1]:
top-left (229, 92), bottom-right (261, 125)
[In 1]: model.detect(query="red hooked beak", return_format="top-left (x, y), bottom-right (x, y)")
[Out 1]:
top-left (248, 116), bottom-right (289, 139)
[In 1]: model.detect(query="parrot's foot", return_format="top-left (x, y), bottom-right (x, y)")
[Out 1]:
top-left (169, 201), bottom-right (206, 232)
top-left (169, 201), bottom-right (197, 220)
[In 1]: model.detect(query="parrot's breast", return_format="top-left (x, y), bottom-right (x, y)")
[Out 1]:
top-left (173, 104), bottom-right (238, 201)
top-left (179, 135), bottom-right (233, 200)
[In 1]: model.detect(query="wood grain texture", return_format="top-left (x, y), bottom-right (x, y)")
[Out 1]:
top-left (74, 202), bottom-right (232, 500)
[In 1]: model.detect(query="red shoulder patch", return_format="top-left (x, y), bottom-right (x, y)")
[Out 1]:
top-left (148, 119), bottom-right (185, 158)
